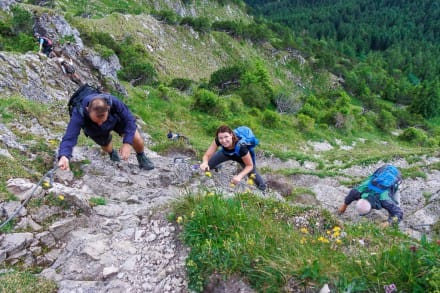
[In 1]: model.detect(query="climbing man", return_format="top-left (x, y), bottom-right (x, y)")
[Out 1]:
top-left (57, 84), bottom-right (155, 171)
top-left (338, 164), bottom-right (403, 227)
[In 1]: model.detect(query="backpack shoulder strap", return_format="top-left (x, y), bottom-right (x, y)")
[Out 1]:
top-left (234, 143), bottom-right (241, 156)
top-left (221, 142), bottom-right (242, 157)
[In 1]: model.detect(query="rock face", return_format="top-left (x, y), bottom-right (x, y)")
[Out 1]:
top-left (0, 4), bottom-right (439, 293)
top-left (0, 0), bottom-right (17, 11)
top-left (0, 11), bottom-right (126, 100)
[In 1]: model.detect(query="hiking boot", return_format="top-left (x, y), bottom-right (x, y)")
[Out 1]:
top-left (137, 153), bottom-right (154, 170)
top-left (258, 184), bottom-right (267, 192)
top-left (109, 149), bottom-right (120, 162)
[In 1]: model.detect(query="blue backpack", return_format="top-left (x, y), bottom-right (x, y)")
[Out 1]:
top-left (367, 164), bottom-right (402, 194)
top-left (222, 126), bottom-right (259, 164)
top-left (234, 126), bottom-right (259, 148)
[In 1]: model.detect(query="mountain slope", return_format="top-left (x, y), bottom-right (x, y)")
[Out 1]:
top-left (0, 1), bottom-right (439, 292)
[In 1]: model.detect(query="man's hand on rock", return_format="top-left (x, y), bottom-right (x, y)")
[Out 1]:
top-left (338, 204), bottom-right (348, 215)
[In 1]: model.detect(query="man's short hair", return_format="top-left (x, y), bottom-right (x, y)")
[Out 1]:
top-left (88, 98), bottom-right (110, 117)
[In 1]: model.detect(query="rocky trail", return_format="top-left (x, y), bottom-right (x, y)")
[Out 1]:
top-left (2, 134), bottom-right (440, 292)
top-left (1, 137), bottom-right (267, 292)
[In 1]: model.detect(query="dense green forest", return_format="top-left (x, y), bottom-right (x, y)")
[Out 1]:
top-left (245, 0), bottom-right (440, 119)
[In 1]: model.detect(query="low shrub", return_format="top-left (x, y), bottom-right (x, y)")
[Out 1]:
top-left (239, 84), bottom-right (271, 110)
top-left (262, 109), bottom-right (281, 128)
top-left (169, 78), bottom-right (193, 92)
top-left (180, 16), bottom-right (211, 33)
top-left (193, 89), bottom-right (227, 117)
top-left (297, 113), bottom-right (315, 132)
top-left (398, 127), bottom-right (429, 146)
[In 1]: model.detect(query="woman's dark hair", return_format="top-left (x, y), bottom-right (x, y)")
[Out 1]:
top-left (215, 125), bottom-right (238, 144)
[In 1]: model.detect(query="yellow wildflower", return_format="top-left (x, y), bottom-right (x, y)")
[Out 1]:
top-left (176, 216), bottom-right (183, 224)
top-left (247, 178), bottom-right (254, 185)
top-left (58, 195), bottom-right (65, 201)
top-left (42, 181), bottom-right (51, 189)
top-left (332, 226), bottom-right (341, 232)
top-left (300, 237), bottom-right (307, 244)
top-left (335, 239), bottom-right (342, 245)
top-left (300, 227), bottom-right (309, 234)
top-left (317, 236), bottom-right (330, 243)
top-left (332, 231), bottom-right (340, 238)
top-left (47, 139), bottom-right (58, 146)
top-left (205, 171), bottom-right (212, 177)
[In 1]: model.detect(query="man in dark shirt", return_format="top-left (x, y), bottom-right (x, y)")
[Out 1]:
top-left (58, 86), bottom-right (154, 171)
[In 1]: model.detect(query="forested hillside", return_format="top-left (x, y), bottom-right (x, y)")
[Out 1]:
top-left (245, 0), bottom-right (440, 119)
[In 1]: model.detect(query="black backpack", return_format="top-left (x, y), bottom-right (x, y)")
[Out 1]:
top-left (68, 84), bottom-right (102, 117)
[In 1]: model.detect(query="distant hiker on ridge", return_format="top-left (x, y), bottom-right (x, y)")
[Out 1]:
top-left (200, 125), bottom-right (266, 191)
top-left (338, 164), bottom-right (403, 227)
top-left (54, 52), bottom-right (83, 86)
top-left (57, 84), bottom-right (155, 171)
top-left (35, 33), bottom-right (56, 58)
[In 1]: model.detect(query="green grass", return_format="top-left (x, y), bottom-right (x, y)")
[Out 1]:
top-left (287, 186), bottom-right (315, 201)
top-left (0, 220), bottom-right (15, 233)
top-left (89, 196), bottom-right (106, 206)
top-left (122, 82), bottom-right (440, 172)
top-left (58, 0), bottom-right (149, 18)
top-left (171, 191), bottom-right (440, 292)
top-left (0, 270), bottom-right (57, 293)
top-left (0, 96), bottom-right (51, 124)
top-left (44, 193), bottom-right (70, 209)
top-left (0, 155), bottom-right (30, 201)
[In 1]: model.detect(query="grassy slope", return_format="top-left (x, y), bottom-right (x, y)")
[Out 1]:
top-left (74, 14), bottom-right (258, 82)
top-left (64, 0), bottom-right (440, 166)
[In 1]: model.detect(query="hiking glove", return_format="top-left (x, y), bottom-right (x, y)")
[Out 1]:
top-left (338, 204), bottom-right (348, 215)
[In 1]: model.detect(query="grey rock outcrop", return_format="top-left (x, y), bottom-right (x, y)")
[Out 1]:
top-left (0, 0), bottom-right (17, 11)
